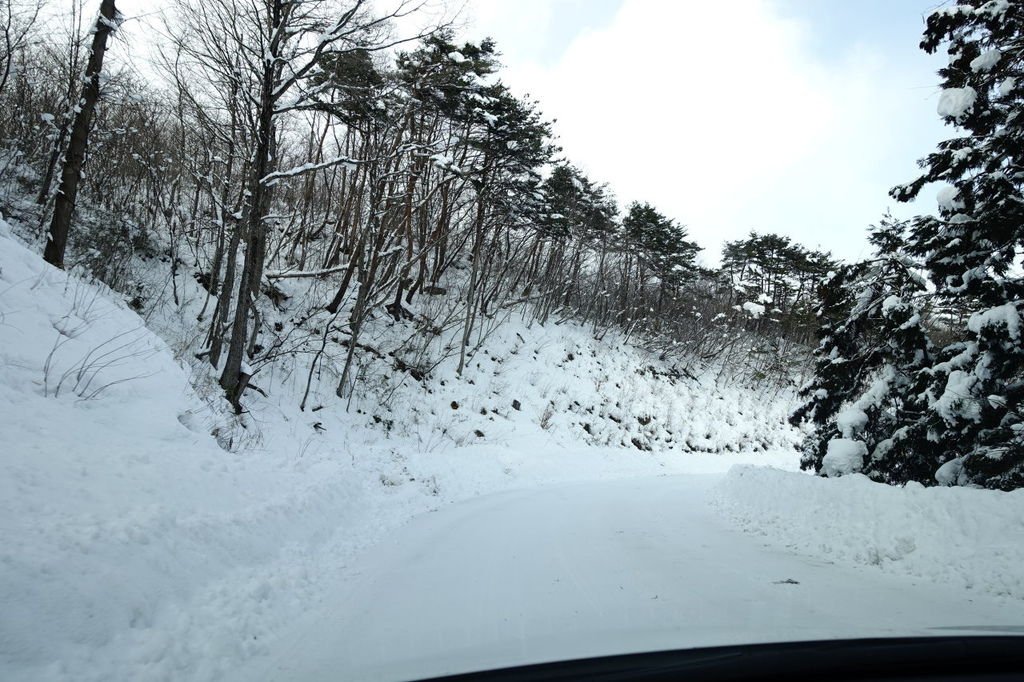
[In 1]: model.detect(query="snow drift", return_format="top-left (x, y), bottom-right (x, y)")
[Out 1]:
top-left (716, 465), bottom-right (1024, 600)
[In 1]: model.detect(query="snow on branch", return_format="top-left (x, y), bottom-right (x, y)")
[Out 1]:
top-left (261, 156), bottom-right (360, 186)
top-left (97, 13), bottom-right (124, 32)
top-left (271, 2), bottom-right (366, 100)
top-left (265, 263), bottom-right (351, 280)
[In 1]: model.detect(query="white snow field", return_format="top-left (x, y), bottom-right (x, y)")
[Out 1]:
top-left (1, 222), bottom-right (1023, 682)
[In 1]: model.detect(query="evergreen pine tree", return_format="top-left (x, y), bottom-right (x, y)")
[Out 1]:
top-left (622, 202), bottom-right (700, 287)
top-left (792, 217), bottom-right (933, 482)
top-left (889, 0), bottom-right (1024, 488)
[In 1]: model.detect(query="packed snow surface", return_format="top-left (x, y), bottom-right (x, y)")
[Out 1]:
top-left (228, 474), bottom-right (1024, 682)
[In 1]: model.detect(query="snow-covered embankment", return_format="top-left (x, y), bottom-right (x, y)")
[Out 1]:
top-left (716, 465), bottom-right (1024, 600)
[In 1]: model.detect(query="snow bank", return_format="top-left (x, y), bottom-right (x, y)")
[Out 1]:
top-left (115, 213), bottom-right (802, 460)
top-left (0, 224), bottom-right (337, 680)
top-left (0, 224), bottom-right (440, 682)
top-left (715, 466), bottom-right (1024, 599)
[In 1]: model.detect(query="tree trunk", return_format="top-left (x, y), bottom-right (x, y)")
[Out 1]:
top-left (36, 123), bottom-right (68, 206)
top-left (457, 194), bottom-right (487, 376)
top-left (43, 0), bottom-right (117, 269)
top-left (219, 0), bottom-right (280, 405)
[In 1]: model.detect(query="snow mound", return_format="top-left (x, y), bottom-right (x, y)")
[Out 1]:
top-left (822, 438), bottom-right (866, 476)
top-left (715, 466), bottom-right (1024, 600)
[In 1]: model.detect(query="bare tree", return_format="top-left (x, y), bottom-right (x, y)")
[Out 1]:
top-left (43, 0), bottom-right (119, 269)
top-left (167, 0), bottom-right (441, 409)
top-left (0, 0), bottom-right (41, 97)
top-left (35, 0), bottom-right (89, 205)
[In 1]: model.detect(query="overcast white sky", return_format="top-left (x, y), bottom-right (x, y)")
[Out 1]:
top-left (111, 0), bottom-right (952, 264)
top-left (460, 0), bottom-right (950, 264)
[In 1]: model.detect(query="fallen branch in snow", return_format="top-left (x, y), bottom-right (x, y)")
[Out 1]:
top-left (336, 337), bottom-right (429, 382)
top-left (246, 382), bottom-right (269, 398)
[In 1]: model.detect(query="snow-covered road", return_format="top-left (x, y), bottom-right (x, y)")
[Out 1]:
top-left (229, 474), bottom-right (1024, 682)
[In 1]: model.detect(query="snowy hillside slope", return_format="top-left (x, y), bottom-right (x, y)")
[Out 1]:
top-left (251, 314), bottom-right (804, 458)
top-left (98, 220), bottom-right (804, 459)
top-left (0, 221), bottom-right (799, 682)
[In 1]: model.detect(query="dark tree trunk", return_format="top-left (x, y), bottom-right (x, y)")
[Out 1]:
top-left (218, 0), bottom-right (282, 406)
top-left (42, 0), bottom-right (117, 268)
top-left (36, 123), bottom-right (68, 206)
top-left (207, 217), bottom-right (240, 368)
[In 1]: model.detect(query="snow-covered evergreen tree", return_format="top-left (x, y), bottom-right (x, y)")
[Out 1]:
top-left (622, 202), bottom-right (700, 287)
top-left (721, 232), bottom-right (835, 341)
top-left (792, 218), bottom-right (934, 482)
top-left (797, 2), bottom-right (1024, 489)
top-left (888, 0), bottom-right (1024, 489)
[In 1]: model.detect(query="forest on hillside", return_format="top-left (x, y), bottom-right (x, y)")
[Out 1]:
top-left (1, 0), bottom-right (1021, 489)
